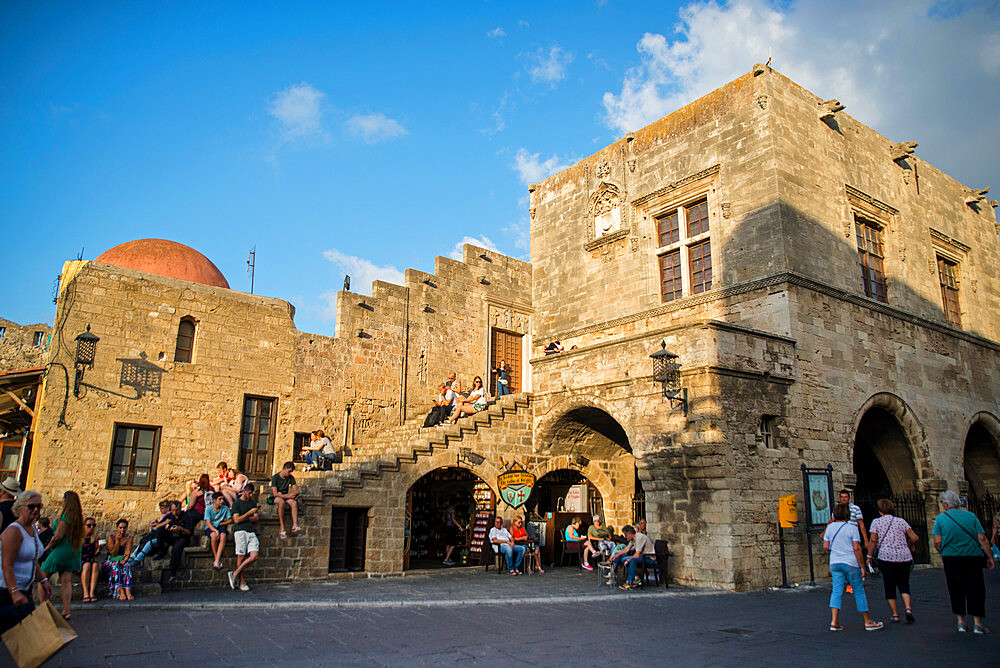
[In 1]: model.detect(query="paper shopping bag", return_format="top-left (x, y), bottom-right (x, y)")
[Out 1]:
top-left (1, 600), bottom-right (77, 668)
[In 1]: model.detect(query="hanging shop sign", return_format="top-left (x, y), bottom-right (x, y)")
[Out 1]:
top-left (497, 460), bottom-right (536, 509)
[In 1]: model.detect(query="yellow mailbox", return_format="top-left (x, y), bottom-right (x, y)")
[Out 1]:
top-left (778, 494), bottom-right (798, 528)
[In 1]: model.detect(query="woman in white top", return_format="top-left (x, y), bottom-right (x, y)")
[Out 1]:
top-left (0, 490), bottom-right (51, 632)
top-left (447, 376), bottom-right (488, 424)
top-left (823, 502), bottom-right (883, 632)
top-left (301, 429), bottom-right (336, 470)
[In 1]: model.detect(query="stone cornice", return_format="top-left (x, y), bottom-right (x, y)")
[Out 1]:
top-left (845, 184), bottom-right (898, 216)
top-left (535, 271), bottom-right (1000, 354)
top-left (631, 164), bottom-right (721, 207)
top-left (583, 229), bottom-right (628, 252)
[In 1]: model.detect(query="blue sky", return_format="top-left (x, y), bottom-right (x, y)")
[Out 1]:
top-left (3, 1), bottom-right (998, 336)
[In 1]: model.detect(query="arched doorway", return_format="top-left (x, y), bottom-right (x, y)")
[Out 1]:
top-left (525, 468), bottom-right (604, 566)
top-left (964, 415), bottom-right (1000, 540)
top-left (535, 401), bottom-right (637, 562)
top-left (405, 467), bottom-right (495, 570)
top-left (853, 405), bottom-right (928, 562)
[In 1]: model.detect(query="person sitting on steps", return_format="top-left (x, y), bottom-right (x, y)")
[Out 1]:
top-left (270, 461), bottom-right (301, 539)
top-left (447, 376), bottom-right (488, 424)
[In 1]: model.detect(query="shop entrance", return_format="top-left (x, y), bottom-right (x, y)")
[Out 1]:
top-left (405, 467), bottom-right (495, 570)
top-left (525, 469), bottom-right (604, 566)
top-left (964, 417), bottom-right (1000, 539)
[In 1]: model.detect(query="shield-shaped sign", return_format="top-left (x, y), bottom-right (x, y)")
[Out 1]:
top-left (497, 463), bottom-right (536, 509)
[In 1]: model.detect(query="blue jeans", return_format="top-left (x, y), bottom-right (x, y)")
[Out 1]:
top-left (626, 555), bottom-right (657, 582)
top-left (496, 377), bottom-right (510, 396)
top-left (128, 537), bottom-right (159, 566)
top-left (498, 543), bottom-right (526, 571)
top-left (830, 563), bottom-right (868, 612)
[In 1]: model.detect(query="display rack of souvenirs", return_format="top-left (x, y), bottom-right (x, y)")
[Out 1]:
top-left (469, 511), bottom-right (493, 558)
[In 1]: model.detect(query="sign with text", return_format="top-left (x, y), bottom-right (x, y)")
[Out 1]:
top-left (801, 465), bottom-right (835, 531)
top-left (497, 461), bottom-right (535, 509)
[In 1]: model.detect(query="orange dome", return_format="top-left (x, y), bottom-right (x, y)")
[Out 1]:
top-left (95, 239), bottom-right (230, 289)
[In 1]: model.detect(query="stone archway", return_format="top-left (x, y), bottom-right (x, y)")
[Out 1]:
top-left (535, 400), bottom-right (636, 530)
top-left (964, 412), bottom-right (1000, 497)
top-left (852, 393), bottom-right (927, 495)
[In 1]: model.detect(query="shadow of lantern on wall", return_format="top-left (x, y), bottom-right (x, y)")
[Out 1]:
top-left (117, 353), bottom-right (164, 398)
top-left (650, 340), bottom-right (687, 416)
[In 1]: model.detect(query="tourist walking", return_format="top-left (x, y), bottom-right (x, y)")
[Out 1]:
top-left (932, 490), bottom-right (995, 634)
top-left (867, 498), bottom-right (918, 623)
top-left (40, 490), bottom-right (84, 620)
top-left (822, 502), bottom-right (883, 631)
top-left (0, 490), bottom-right (50, 632)
top-left (442, 504), bottom-right (465, 565)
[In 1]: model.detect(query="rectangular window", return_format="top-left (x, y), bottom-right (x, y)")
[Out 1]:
top-left (653, 196), bottom-right (715, 303)
top-left (32, 331), bottom-right (44, 347)
top-left (686, 199), bottom-right (710, 237)
top-left (0, 327), bottom-right (5, 339)
top-left (108, 424), bottom-right (160, 490)
top-left (239, 395), bottom-right (276, 478)
top-left (689, 240), bottom-right (713, 294)
top-left (657, 211), bottom-right (680, 247)
top-left (0, 443), bottom-right (20, 481)
top-left (292, 431), bottom-right (311, 464)
top-left (659, 250), bottom-right (683, 302)
top-left (855, 218), bottom-right (887, 303)
top-left (937, 256), bottom-right (961, 327)
top-left (760, 416), bottom-right (776, 449)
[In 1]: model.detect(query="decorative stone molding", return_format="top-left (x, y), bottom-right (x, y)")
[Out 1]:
top-left (626, 159), bottom-right (636, 173)
top-left (929, 227), bottom-right (971, 254)
top-left (721, 202), bottom-right (731, 219)
top-left (845, 185), bottom-right (897, 238)
top-left (632, 164), bottom-right (721, 207)
top-left (971, 279), bottom-right (978, 293)
top-left (902, 170), bottom-right (912, 185)
top-left (756, 94), bottom-right (768, 110)
top-left (589, 181), bottom-right (625, 242)
top-left (818, 99), bottom-right (845, 121)
top-left (584, 229), bottom-right (627, 252)
top-left (890, 141), bottom-right (918, 163)
top-left (752, 62), bottom-right (767, 76)
top-left (529, 207), bottom-right (536, 220)
top-left (488, 303), bottom-right (529, 334)
top-left (595, 161), bottom-right (611, 178)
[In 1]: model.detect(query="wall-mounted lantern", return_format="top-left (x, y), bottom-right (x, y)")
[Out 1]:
top-left (73, 325), bottom-right (99, 397)
top-left (650, 340), bottom-right (687, 415)
top-left (458, 447), bottom-right (486, 467)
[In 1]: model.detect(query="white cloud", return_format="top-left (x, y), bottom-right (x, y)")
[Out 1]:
top-left (269, 83), bottom-right (327, 141)
top-left (449, 236), bottom-right (501, 261)
top-left (512, 148), bottom-right (573, 185)
top-left (601, 0), bottom-right (1000, 190)
top-left (345, 113), bottom-right (408, 144)
top-left (487, 27), bottom-right (506, 39)
top-left (528, 45), bottom-right (573, 85)
top-left (322, 249), bottom-right (405, 302)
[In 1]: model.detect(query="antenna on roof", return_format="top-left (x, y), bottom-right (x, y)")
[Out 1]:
top-left (247, 246), bottom-right (256, 295)
top-left (76, 247), bottom-right (85, 260)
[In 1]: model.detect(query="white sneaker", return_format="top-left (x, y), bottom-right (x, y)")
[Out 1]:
top-left (239, 582), bottom-right (250, 592)
top-left (227, 571), bottom-right (235, 590)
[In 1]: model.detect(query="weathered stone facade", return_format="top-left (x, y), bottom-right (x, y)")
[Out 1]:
top-left (22, 67), bottom-right (1000, 592)
top-left (529, 67), bottom-right (1000, 589)
top-left (0, 318), bottom-right (51, 373)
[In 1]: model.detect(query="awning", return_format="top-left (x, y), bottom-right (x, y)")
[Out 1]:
top-left (0, 367), bottom-right (44, 433)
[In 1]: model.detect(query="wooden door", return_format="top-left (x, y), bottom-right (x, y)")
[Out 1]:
top-left (490, 329), bottom-right (523, 393)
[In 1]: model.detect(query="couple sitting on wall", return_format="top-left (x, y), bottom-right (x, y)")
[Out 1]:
top-left (423, 372), bottom-right (490, 427)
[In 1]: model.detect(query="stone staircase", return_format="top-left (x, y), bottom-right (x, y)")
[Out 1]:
top-left (295, 392), bottom-right (533, 500)
top-left (88, 392), bottom-right (536, 593)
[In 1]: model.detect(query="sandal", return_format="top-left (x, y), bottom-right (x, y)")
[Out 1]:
top-left (890, 615), bottom-right (900, 623)
top-left (829, 625), bottom-right (843, 631)
top-left (905, 609), bottom-right (915, 624)
top-left (61, 612), bottom-right (71, 620)
top-left (279, 530), bottom-right (287, 539)
top-left (865, 621), bottom-right (884, 631)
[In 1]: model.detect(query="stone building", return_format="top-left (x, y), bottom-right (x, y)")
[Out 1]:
top-left (0, 317), bottom-right (51, 373)
top-left (22, 66), bottom-right (1000, 591)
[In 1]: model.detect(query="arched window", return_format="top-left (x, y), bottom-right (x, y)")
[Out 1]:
top-left (174, 317), bottom-right (196, 363)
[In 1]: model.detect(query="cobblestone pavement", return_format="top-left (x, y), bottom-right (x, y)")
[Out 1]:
top-left (6, 567), bottom-right (997, 666)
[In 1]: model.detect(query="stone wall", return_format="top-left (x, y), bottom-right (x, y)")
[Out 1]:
top-left (527, 66), bottom-right (1000, 590)
top-left (0, 317), bottom-right (51, 373)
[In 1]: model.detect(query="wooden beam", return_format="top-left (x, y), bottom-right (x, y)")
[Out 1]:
top-left (4, 391), bottom-right (33, 418)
